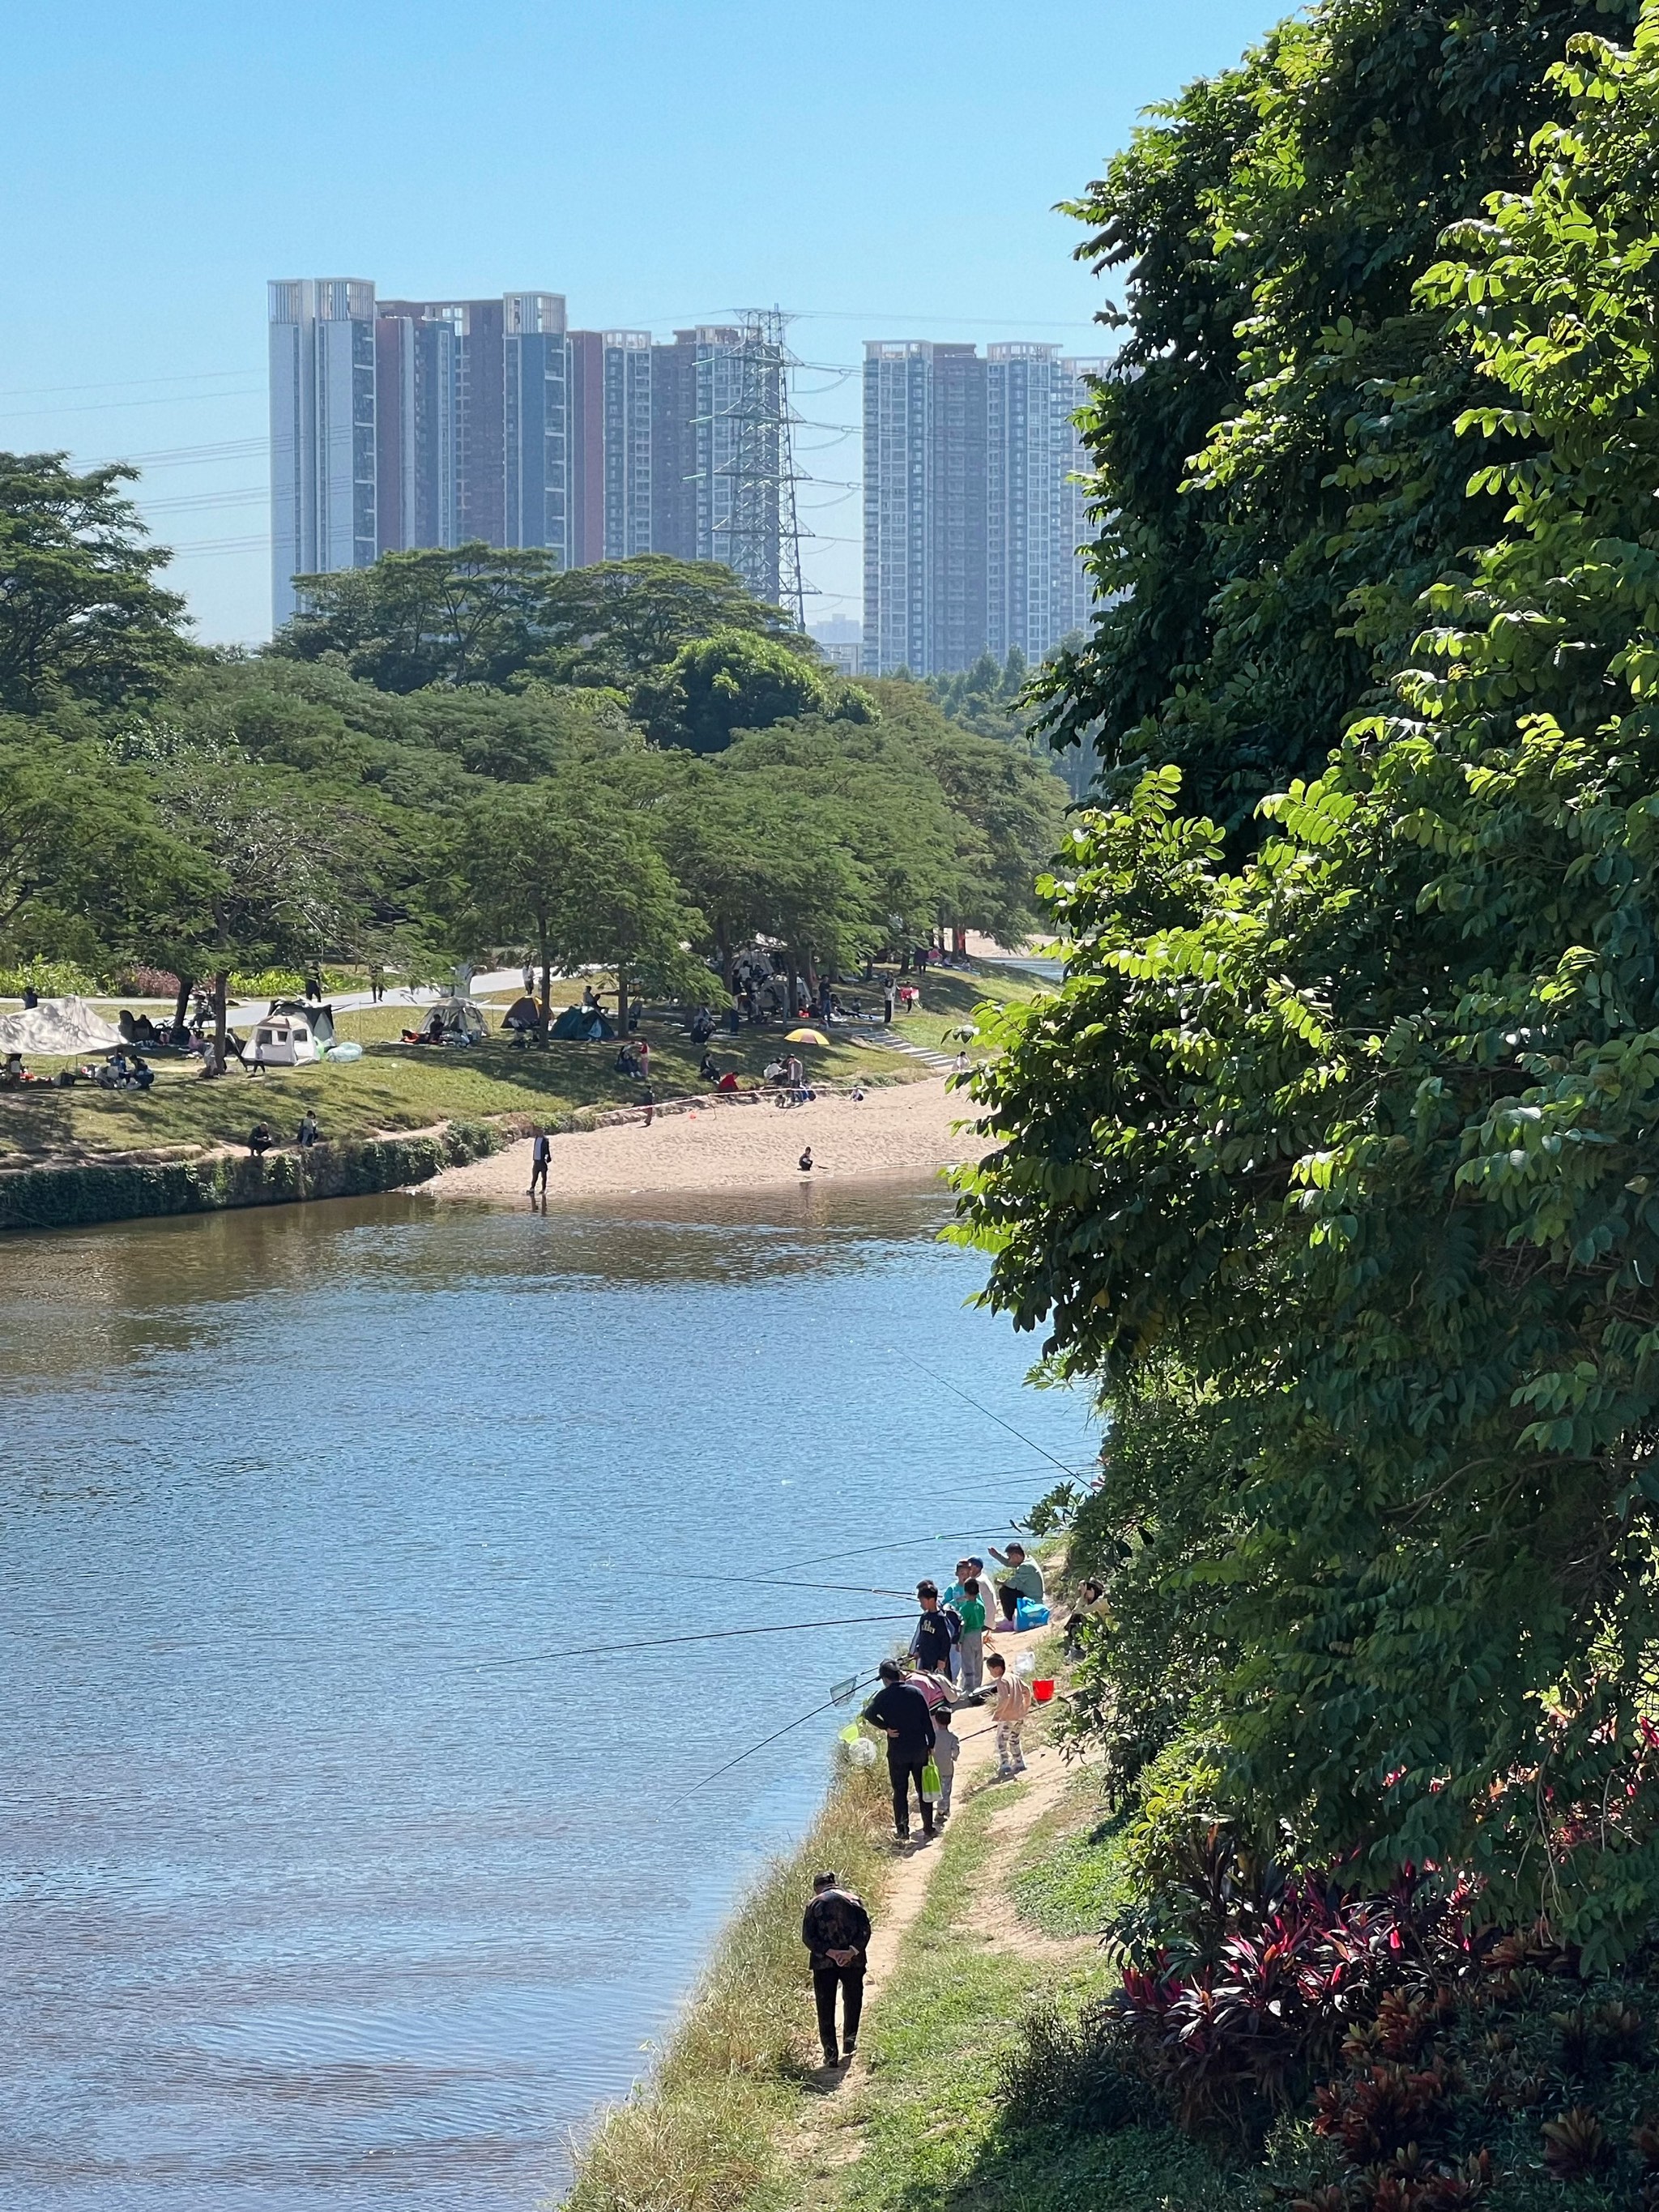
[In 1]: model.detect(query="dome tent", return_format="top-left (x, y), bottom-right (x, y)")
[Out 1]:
top-left (0, 997), bottom-right (122, 1055)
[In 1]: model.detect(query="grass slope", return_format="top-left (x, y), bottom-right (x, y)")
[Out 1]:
top-left (0, 965), bottom-right (1038, 1168)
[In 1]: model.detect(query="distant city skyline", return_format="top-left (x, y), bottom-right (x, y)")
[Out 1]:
top-left (5, 2), bottom-right (1287, 643)
top-left (269, 275), bottom-right (1104, 670)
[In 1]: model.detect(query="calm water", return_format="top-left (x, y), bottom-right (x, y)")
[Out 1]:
top-left (0, 1183), bottom-right (1091, 2211)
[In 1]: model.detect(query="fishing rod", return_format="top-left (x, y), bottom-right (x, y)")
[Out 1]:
top-left (768, 1524), bottom-right (1030, 1573)
top-left (888, 1349), bottom-right (1090, 1484)
top-left (685, 1670), bottom-right (881, 1797)
top-left (469, 1611), bottom-right (915, 1675)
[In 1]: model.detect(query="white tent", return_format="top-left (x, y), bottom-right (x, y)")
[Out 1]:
top-left (0, 997), bottom-right (123, 1055)
top-left (245, 1013), bottom-right (322, 1069)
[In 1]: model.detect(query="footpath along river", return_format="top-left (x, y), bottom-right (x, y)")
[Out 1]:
top-left (0, 1180), bottom-right (1093, 2212)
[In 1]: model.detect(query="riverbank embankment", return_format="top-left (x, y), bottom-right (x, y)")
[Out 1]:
top-left (429, 1077), bottom-right (988, 1204)
top-left (565, 1621), bottom-right (1057, 2212)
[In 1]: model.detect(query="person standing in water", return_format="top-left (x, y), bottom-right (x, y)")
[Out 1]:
top-left (799, 1146), bottom-right (814, 1173)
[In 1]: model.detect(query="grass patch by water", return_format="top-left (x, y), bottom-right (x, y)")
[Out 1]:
top-left (564, 1749), bottom-right (891, 2212)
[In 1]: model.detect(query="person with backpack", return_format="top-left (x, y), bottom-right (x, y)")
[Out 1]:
top-left (909, 1581), bottom-right (955, 1676)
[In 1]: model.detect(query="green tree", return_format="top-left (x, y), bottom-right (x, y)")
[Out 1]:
top-left (0, 452), bottom-right (192, 711)
top-left (0, 730), bottom-right (212, 973)
top-left (528, 556), bottom-right (800, 689)
top-left (453, 773), bottom-right (704, 1030)
top-left (639, 626), bottom-right (839, 754)
top-left (965, 2), bottom-right (1659, 1962)
top-left (1037, 0), bottom-right (1642, 835)
top-left (273, 543), bottom-right (561, 691)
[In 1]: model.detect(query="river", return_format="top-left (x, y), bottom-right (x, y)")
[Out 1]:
top-left (0, 1182), bottom-right (1092, 2211)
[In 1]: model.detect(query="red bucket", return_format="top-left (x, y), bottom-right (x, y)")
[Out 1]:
top-left (1032, 1678), bottom-right (1055, 1703)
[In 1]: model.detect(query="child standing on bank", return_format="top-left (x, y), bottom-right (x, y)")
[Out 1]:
top-left (928, 1703), bottom-right (961, 1821)
top-left (987, 1651), bottom-right (1032, 1779)
top-left (955, 1575), bottom-right (987, 1693)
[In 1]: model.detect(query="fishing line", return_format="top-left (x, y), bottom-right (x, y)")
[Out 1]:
top-left (888, 1350), bottom-right (1089, 1482)
top-left (767, 1525), bottom-right (1029, 1573)
top-left (469, 1612), bottom-right (915, 1675)
top-left (685, 1671), bottom-right (882, 1797)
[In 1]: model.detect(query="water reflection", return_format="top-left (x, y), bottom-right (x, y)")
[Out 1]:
top-left (0, 1183), bottom-right (1090, 2212)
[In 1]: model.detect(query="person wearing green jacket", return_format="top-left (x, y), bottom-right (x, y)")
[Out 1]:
top-left (988, 1541), bottom-right (1043, 1625)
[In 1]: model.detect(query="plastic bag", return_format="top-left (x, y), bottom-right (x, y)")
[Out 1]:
top-left (920, 1759), bottom-right (941, 1800)
top-left (848, 1737), bottom-right (878, 1768)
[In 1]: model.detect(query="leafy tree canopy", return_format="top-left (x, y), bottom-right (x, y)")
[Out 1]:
top-left (638, 624), bottom-right (857, 754)
top-left (1038, 0), bottom-right (1642, 835)
top-left (966, 2), bottom-right (1659, 1964)
top-left (271, 546), bottom-right (804, 698)
top-left (0, 451), bottom-right (193, 712)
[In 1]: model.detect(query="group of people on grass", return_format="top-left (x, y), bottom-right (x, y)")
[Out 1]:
top-left (803, 1539), bottom-right (1047, 2072)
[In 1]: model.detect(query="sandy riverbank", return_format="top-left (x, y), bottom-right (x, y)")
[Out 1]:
top-left (426, 1077), bottom-right (991, 1202)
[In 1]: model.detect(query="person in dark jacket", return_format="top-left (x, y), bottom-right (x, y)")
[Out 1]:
top-left (801, 1869), bottom-right (872, 2068)
top-left (909, 1581), bottom-right (954, 1675)
top-left (860, 1659), bottom-right (936, 1842)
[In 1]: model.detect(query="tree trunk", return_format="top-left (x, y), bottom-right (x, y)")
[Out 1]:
top-left (716, 916), bottom-right (733, 994)
top-left (211, 968), bottom-right (230, 1076)
top-left (616, 961), bottom-right (631, 1036)
top-left (537, 907), bottom-right (552, 1036)
top-left (170, 976), bottom-right (192, 1047)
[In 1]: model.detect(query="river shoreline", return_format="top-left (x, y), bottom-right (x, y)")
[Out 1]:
top-left (429, 1077), bottom-right (989, 1204)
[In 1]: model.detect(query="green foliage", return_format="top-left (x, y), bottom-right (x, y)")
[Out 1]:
top-left (638, 624), bottom-right (841, 753)
top-left (1038, 0), bottom-right (1644, 835)
top-left (967, 5), bottom-right (1659, 1962)
top-left (273, 545), bottom-right (797, 697)
top-left (0, 451), bottom-right (193, 711)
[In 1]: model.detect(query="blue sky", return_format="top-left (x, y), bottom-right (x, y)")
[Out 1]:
top-left (3, 2), bottom-right (1286, 643)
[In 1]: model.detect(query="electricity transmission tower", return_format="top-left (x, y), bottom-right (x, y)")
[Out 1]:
top-left (713, 309), bottom-right (810, 629)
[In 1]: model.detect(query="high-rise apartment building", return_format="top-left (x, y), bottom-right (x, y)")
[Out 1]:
top-left (570, 330), bottom-right (653, 565)
top-left (861, 338), bottom-right (1102, 677)
top-left (268, 280), bottom-right (378, 628)
top-left (269, 284), bottom-right (787, 628)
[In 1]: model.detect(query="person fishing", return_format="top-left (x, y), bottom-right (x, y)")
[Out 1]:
top-left (801, 1869), bottom-right (871, 2070)
top-left (909, 1581), bottom-right (955, 1675)
top-left (987, 1539), bottom-right (1044, 1625)
top-left (860, 1659), bottom-right (936, 1844)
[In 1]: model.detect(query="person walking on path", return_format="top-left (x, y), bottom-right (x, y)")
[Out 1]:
top-left (955, 1575), bottom-right (988, 1693)
top-left (909, 1581), bottom-right (955, 1676)
top-left (861, 1660), bottom-right (936, 1843)
top-left (527, 1129), bottom-right (552, 1199)
top-left (987, 1652), bottom-right (1033, 1779)
top-left (988, 1540), bottom-right (1044, 1625)
top-left (801, 1870), bottom-right (871, 2069)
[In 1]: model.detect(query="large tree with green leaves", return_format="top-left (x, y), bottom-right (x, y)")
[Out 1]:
top-left (966, 2), bottom-right (1659, 1963)
top-left (0, 452), bottom-right (192, 711)
top-left (1039, 0), bottom-right (1643, 835)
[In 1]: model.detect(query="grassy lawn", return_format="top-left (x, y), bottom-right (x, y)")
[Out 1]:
top-left (0, 963), bottom-right (1043, 1168)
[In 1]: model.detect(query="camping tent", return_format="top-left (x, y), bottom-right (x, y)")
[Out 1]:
top-left (549, 1003), bottom-right (616, 1041)
top-left (245, 1013), bottom-right (321, 1069)
top-left (411, 997), bottom-right (488, 1045)
top-left (267, 998), bottom-right (336, 1048)
top-left (0, 997), bottom-right (122, 1055)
